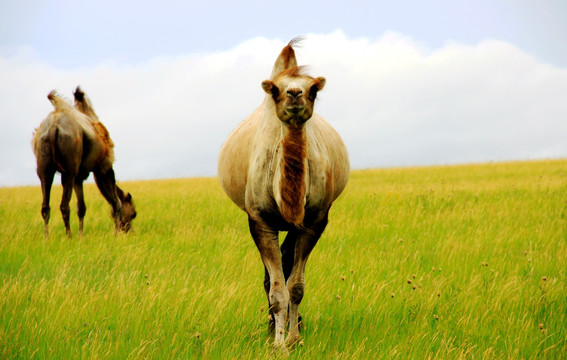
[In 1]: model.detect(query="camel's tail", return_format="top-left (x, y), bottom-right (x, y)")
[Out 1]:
top-left (270, 37), bottom-right (303, 80)
top-left (48, 119), bottom-right (65, 172)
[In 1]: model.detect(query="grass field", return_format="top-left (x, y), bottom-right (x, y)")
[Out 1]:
top-left (1, 159), bottom-right (566, 359)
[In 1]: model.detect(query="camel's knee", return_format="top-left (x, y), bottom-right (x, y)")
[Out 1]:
top-left (77, 202), bottom-right (86, 219)
top-left (269, 282), bottom-right (289, 314)
top-left (60, 203), bottom-right (70, 220)
top-left (60, 203), bottom-right (70, 215)
top-left (289, 282), bottom-right (305, 305)
top-left (41, 205), bottom-right (50, 223)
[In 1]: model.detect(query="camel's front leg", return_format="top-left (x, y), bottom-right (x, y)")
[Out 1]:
top-left (248, 216), bottom-right (289, 351)
top-left (93, 169), bottom-right (121, 232)
top-left (286, 212), bottom-right (328, 345)
top-left (262, 266), bottom-right (276, 333)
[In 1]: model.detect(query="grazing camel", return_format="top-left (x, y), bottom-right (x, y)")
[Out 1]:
top-left (218, 38), bottom-right (349, 349)
top-left (32, 87), bottom-right (136, 237)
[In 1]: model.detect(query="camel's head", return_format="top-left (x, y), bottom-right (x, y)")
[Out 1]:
top-left (117, 187), bottom-right (136, 233)
top-left (262, 66), bottom-right (326, 127)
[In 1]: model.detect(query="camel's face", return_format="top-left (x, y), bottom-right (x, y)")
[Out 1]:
top-left (118, 192), bottom-right (137, 233)
top-left (262, 72), bottom-right (326, 127)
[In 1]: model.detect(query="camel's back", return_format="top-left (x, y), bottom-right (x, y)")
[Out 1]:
top-left (33, 107), bottom-right (112, 173)
top-left (33, 111), bottom-right (82, 154)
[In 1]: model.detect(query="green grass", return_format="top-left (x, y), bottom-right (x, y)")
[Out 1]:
top-left (1, 160), bottom-right (566, 359)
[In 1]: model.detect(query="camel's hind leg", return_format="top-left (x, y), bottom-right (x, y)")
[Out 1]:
top-left (74, 179), bottom-right (87, 235)
top-left (285, 212), bottom-right (329, 345)
top-left (60, 173), bottom-right (75, 238)
top-left (38, 166), bottom-right (56, 237)
top-left (249, 216), bottom-right (289, 351)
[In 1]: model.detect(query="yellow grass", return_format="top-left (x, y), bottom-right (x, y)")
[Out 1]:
top-left (0, 159), bottom-right (566, 359)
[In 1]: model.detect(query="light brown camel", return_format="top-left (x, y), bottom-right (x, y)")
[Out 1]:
top-left (32, 86), bottom-right (136, 237)
top-left (218, 38), bottom-right (349, 349)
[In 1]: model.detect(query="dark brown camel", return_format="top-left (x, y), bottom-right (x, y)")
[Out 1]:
top-left (32, 87), bottom-right (136, 237)
top-left (218, 38), bottom-right (349, 349)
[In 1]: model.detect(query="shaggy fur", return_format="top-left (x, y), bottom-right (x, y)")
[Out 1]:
top-left (280, 126), bottom-right (307, 226)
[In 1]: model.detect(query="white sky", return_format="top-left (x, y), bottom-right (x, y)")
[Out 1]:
top-left (1, 0), bottom-right (566, 186)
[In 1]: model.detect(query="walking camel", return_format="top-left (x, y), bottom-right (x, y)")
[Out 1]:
top-left (218, 38), bottom-right (349, 349)
top-left (32, 87), bottom-right (136, 237)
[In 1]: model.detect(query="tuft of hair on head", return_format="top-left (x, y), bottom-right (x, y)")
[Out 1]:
top-left (277, 65), bottom-right (309, 79)
top-left (288, 36), bottom-right (305, 49)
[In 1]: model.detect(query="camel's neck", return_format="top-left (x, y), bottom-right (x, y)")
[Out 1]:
top-left (279, 125), bottom-right (307, 226)
top-left (250, 100), bottom-right (309, 226)
top-left (94, 168), bottom-right (122, 217)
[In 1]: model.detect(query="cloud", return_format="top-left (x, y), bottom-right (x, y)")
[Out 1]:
top-left (1, 30), bottom-right (566, 186)
top-left (302, 32), bottom-right (567, 167)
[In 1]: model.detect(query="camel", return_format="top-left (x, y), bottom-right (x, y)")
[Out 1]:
top-left (32, 86), bottom-right (136, 237)
top-left (217, 38), bottom-right (349, 349)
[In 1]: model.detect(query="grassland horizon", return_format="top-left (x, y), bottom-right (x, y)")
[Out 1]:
top-left (1, 159), bottom-right (565, 359)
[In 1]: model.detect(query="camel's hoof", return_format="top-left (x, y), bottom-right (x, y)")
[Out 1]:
top-left (271, 343), bottom-right (289, 357)
top-left (268, 313), bottom-right (302, 332)
top-left (285, 333), bottom-right (301, 348)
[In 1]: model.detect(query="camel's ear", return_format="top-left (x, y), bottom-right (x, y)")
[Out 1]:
top-left (262, 80), bottom-right (280, 99)
top-left (116, 186), bottom-right (125, 199)
top-left (309, 77), bottom-right (326, 100)
top-left (126, 193), bottom-right (132, 202)
top-left (314, 77), bottom-right (326, 91)
top-left (261, 80), bottom-right (273, 93)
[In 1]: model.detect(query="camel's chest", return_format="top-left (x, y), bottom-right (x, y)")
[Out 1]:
top-left (245, 145), bottom-right (330, 220)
